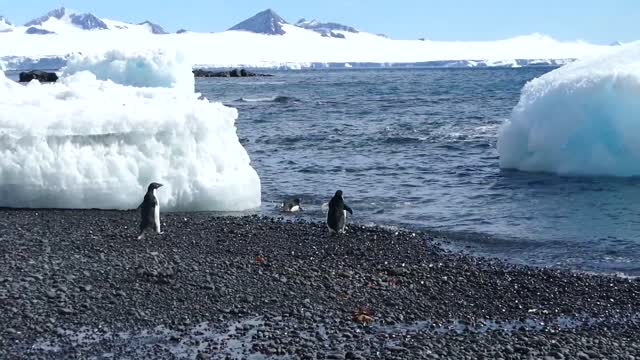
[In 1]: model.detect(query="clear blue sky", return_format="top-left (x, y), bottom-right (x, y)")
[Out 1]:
top-left (4, 0), bottom-right (638, 43)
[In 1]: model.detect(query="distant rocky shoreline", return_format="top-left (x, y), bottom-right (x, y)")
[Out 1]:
top-left (192, 68), bottom-right (273, 78)
top-left (13, 68), bottom-right (272, 83)
top-left (1, 209), bottom-right (639, 358)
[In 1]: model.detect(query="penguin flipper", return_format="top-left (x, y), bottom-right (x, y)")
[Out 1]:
top-left (344, 204), bottom-right (353, 215)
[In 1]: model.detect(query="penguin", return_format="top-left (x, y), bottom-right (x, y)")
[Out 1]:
top-left (281, 198), bottom-right (303, 213)
top-left (327, 190), bottom-right (353, 234)
top-left (138, 182), bottom-right (163, 240)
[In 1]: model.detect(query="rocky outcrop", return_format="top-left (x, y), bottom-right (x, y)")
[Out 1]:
top-left (19, 70), bottom-right (58, 83)
top-left (193, 69), bottom-right (272, 78)
top-left (25, 27), bottom-right (55, 35)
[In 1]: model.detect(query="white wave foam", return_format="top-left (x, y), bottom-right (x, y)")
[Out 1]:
top-left (239, 96), bottom-right (277, 103)
top-left (498, 42), bottom-right (640, 176)
top-left (0, 50), bottom-right (261, 211)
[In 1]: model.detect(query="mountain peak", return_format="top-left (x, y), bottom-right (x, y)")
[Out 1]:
top-left (0, 15), bottom-right (12, 26)
top-left (25, 7), bottom-right (66, 26)
top-left (0, 15), bottom-right (13, 32)
top-left (139, 20), bottom-right (168, 34)
top-left (25, 7), bottom-right (108, 30)
top-left (295, 18), bottom-right (358, 39)
top-left (228, 9), bottom-right (288, 35)
top-left (295, 18), bottom-right (358, 34)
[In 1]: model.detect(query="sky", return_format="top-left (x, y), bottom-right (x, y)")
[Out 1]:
top-left (3, 0), bottom-right (638, 43)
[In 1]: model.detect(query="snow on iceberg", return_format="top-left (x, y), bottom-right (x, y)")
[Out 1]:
top-left (0, 50), bottom-right (261, 211)
top-left (498, 42), bottom-right (640, 176)
top-left (63, 50), bottom-right (194, 92)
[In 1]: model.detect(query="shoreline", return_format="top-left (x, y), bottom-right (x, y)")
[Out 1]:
top-left (1, 209), bottom-right (639, 358)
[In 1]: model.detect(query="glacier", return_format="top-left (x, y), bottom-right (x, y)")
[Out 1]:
top-left (498, 42), bottom-right (640, 176)
top-left (0, 20), bottom-right (617, 70)
top-left (0, 50), bottom-right (261, 210)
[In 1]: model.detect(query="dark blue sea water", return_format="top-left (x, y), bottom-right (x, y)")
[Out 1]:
top-left (197, 68), bottom-right (640, 276)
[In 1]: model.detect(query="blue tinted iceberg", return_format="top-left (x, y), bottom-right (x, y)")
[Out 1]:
top-left (498, 43), bottom-right (640, 176)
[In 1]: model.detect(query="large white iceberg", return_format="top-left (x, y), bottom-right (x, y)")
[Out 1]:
top-left (0, 50), bottom-right (261, 210)
top-left (498, 42), bottom-right (640, 176)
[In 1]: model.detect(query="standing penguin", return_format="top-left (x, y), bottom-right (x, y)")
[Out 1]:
top-left (138, 182), bottom-right (163, 239)
top-left (327, 190), bottom-right (353, 234)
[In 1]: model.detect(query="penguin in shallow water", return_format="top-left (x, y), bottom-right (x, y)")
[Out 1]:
top-left (281, 198), bottom-right (303, 213)
top-left (327, 190), bottom-right (353, 234)
top-left (138, 182), bottom-right (163, 239)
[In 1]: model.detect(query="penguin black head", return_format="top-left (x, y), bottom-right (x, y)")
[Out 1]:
top-left (147, 182), bottom-right (164, 191)
top-left (334, 190), bottom-right (343, 198)
top-left (292, 198), bottom-right (301, 205)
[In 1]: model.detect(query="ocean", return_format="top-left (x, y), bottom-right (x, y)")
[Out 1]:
top-left (198, 68), bottom-right (640, 276)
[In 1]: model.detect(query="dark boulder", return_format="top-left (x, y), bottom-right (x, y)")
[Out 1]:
top-left (19, 70), bottom-right (58, 83)
top-left (192, 68), bottom-right (272, 78)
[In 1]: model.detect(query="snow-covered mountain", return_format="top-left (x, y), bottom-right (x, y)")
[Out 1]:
top-left (25, 7), bottom-right (108, 30)
top-left (0, 16), bottom-right (13, 32)
top-left (0, 7), bottom-right (627, 71)
top-left (227, 10), bottom-right (362, 39)
top-left (228, 9), bottom-right (287, 35)
top-left (16, 7), bottom-right (167, 35)
top-left (295, 18), bottom-right (358, 38)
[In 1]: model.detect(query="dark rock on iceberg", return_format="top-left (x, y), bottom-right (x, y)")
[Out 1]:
top-left (19, 70), bottom-right (59, 83)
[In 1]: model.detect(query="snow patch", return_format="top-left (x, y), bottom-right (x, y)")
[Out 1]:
top-left (63, 50), bottom-right (194, 92)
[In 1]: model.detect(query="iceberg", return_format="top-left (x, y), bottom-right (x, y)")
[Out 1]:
top-left (0, 50), bottom-right (261, 211)
top-left (498, 42), bottom-right (640, 176)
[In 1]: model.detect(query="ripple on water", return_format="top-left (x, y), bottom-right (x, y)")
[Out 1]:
top-left (197, 68), bottom-right (640, 276)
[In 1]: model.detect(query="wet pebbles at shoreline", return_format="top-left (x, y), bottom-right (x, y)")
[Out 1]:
top-left (1, 209), bottom-right (639, 359)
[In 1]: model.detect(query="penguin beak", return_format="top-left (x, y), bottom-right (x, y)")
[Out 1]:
top-left (158, 183), bottom-right (164, 188)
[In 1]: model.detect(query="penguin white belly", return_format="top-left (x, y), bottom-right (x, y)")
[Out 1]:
top-left (153, 192), bottom-right (161, 233)
top-left (340, 210), bottom-right (347, 232)
top-left (154, 204), bottom-right (160, 233)
top-left (289, 205), bottom-right (300, 212)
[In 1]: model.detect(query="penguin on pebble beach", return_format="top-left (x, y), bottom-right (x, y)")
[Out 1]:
top-left (327, 190), bottom-right (353, 234)
top-left (138, 182), bottom-right (163, 239)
